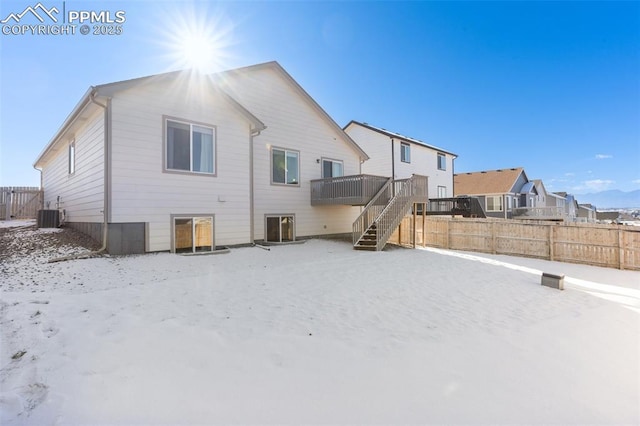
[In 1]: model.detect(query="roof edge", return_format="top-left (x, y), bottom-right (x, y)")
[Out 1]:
top-left (33, 86), bottom-right (97, 169)
top-left (345, 120), bottom-right (457, 158)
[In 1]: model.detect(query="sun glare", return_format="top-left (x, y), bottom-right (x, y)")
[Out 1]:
top-left (157, 3), bottom-right (235, 74)
top-left (179, 33), bottom-right (217, 72)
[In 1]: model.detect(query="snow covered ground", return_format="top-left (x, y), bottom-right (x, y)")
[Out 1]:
top-left (1, 222), bottom-right (639, 424)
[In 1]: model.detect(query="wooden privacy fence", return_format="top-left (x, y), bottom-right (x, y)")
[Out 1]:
top-left (390, 215), bottom-right (640, 270)
top-left (0, 187), bottom-right (43, 220)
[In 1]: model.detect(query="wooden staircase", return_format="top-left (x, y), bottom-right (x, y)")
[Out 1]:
top-left (353, 175), bottom-right (428, 251)
top-left (354, 224), bottom-right (378, 251)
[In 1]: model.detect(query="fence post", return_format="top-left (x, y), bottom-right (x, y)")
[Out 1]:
top-left (446, 219), bottom-right (451, 249)
top-left (549, 225), bottom-right (555, 262)
top-left (491, 221), bottom-right (496, 254)
top-left (618, 228), bottom-right (624, 270)
top-left (5, 192), bottom-right (12, 221)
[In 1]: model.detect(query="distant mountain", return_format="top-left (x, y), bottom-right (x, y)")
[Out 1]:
top-left (574, 190), bottom-right (640, 209)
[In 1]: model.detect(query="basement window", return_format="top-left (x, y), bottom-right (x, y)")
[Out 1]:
top-left (265, 215), bottom-right (295, 242)
top-left (173, 216), bottom-right (214, 253)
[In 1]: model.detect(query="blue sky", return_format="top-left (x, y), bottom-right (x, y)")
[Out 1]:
top-left (1, 0), bottom-right (639, 194)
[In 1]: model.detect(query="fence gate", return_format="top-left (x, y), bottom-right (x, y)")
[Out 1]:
top-left (0, 187), bottom-right (43, 220)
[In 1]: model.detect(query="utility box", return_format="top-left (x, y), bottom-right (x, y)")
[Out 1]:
top-left (541, 272), bottom-right (564, 290)
top-left (37, 209), bottom-right (60, 228)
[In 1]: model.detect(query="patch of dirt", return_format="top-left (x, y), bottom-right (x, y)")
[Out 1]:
top-left (0, 224), bottom-right (102, 292)
top-left (0, 224), bottom-right (100, 263)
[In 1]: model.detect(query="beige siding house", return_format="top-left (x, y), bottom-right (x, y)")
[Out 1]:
top-left (34, 62), bottom-right (368, 254)
top-left (343, 121), bottom-right (457, 199)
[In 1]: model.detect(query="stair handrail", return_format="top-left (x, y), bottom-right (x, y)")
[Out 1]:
top-left (352, 177), bottom-right (393, 245)
top-left (373, 176), bottom-right (418, 250)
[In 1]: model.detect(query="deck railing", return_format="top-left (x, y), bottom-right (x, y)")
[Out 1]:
top-left (310, 174), bottom-right (388, 206)
top-left (352, 177), bottom-right (394, 245)
top-left (427, 197), bottom-right (486, 218)
top-left (513, 206), bottom-right (565, 220)
top-left (353, 174), bottom-right (428, 250)
top-left (373, 175), bottom-right (428, 251)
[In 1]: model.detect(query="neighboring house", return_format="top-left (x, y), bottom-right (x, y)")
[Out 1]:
top-left (554, 192), bottom-right (578, 221)
top-left (343, 121), bottom-right (457, 199)
top-left (526, 179), bottom-right (568, 220)
top-left (33, 61), bottom-right (370, 254)
top-left (577, 204), bottom-right (597, 223)
top-left (597, 211), bottom-right (621, 223)
top-left (453, 167), bottom-right (536, 219)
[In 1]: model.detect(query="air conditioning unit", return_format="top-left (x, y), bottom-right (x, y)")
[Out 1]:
top-left (37, 209), bottom-right (60, 228)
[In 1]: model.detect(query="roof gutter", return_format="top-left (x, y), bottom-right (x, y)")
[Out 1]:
top-left (49, 88), bottom-right (111, 263)
top-left (33, 87), bottom-right (95, 169)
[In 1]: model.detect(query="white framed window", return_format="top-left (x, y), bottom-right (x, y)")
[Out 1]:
top-left (437, 186), bottom-right (447, 198)
top-left (437, 153), bottom-right (446, 171)
top-left (507, 197), bottom-right (512, 209)
top-left (486, 196), bottom-right (503, 212)
top-left (322, 158), bottom-right (343, 178)
top-left (172, 215), bottom-right (214, 253)
top-left (400, 142), bottom-right (411, 163)
top-left (265, 215), bottom-right (294, 242)
top-left (165, 118), bottom-right (216, 175)
top-left (272, 148), bottom-right (299, 185)
top-left (68, 141), bottom-right (76, 175)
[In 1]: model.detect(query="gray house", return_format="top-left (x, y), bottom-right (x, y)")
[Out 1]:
top-left (453, 167), bottom-right (536, 219)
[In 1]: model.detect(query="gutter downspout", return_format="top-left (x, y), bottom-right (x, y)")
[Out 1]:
top-left (249, 126), bottom-right (262, 243)
top-left (49, 88), bottom-right (110, 263)
top-left (390, 138), bottom-right (396, 196)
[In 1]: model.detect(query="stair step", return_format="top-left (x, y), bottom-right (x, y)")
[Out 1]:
top-left (354, 244), bottom-right (377, 251)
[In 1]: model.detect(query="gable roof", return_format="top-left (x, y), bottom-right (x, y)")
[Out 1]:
top-left (454, 167), bottom-right (526, 196)
top-left (35, 61), bottom-right (368, 168)
top-left (344, 120), bottom-right (457, 157)
top-left (219, 62), bottom-right (368, 160)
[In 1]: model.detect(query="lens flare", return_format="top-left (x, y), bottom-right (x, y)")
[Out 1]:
top-left (154, 2), bottom-right (236, 73)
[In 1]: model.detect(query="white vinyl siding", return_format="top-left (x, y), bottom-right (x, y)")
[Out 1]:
top-left (109, 76), bottom-right (253, 251)
top-left (344, 124), bottom-right (392, 177)
top-left (345, 123), bottom-right (455, 201)
top-left (41, 111), bottom-right (105, 223)
top-left (222, 66), bottom-right (363, 241)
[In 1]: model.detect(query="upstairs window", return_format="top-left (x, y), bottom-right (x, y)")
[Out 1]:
top-left (322, 159), bottom-right (343, 178)
top-left (68, 141), bottom-right (75, 175)
top-left (272, 148), bottom-right (299, 185)
top-left (437, 153), bottom-right (446, 171)
top-left (166, 119), bottom-right (215, 174)
top-left (400, 142), bottom-right (411, 163)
